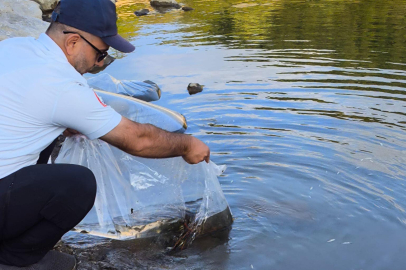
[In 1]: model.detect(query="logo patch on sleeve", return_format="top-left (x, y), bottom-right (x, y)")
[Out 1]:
top-left (93, 91), bottom-right (107, 107)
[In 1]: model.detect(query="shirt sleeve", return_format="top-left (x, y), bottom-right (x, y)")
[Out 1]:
top-left (51, 82), bottom-right (122, 140)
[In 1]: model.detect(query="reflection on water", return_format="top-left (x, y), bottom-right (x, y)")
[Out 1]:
top-left (73, 0), bottom-right (406, 269)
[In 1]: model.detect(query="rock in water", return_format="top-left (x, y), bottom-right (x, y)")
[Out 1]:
top-left (134, 9), bottom-right (149, 16)
top-left (150, 0), bottom-right (181, 9)
top-left (187, 83), bottom-right (204, 95)
top-left (181, 6), bottom-right (194, 11)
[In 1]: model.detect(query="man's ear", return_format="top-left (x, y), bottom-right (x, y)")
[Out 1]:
top-left (65, 35), bottom-right (81, 56)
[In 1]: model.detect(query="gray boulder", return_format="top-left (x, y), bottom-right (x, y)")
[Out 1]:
top-left (0, 0), bottom-right (49, 41)
top-left (1, 0), bottom-right (43, 19)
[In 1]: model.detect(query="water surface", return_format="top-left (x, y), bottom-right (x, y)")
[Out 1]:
top-left (67, 1), bottom-right (406, 269)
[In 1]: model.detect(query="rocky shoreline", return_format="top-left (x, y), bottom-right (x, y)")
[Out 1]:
top-left (0, 0), bottom-right (55, 41)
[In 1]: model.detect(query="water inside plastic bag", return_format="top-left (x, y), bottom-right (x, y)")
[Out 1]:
top-left (55, 84), bottom-right (231, 245)
top-left (55, 136), bottom-right (232, 241)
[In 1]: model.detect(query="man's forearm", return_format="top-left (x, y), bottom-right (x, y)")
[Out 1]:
top-left (100, 117), bottom-right (209, 164)
top-left (122, 121), bottom-right (192, 158)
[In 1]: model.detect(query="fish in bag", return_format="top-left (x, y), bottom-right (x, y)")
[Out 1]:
top-left (55, 136), bottom-right (232, 244)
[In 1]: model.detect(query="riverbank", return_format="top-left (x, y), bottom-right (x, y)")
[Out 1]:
top-left (0, 0), bottom-right (54, 41)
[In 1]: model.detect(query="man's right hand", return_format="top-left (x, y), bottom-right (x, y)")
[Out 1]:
top-left (182, 136), bottom-right (210, 164)
top-left (101, 117), bottom-right (210, 164)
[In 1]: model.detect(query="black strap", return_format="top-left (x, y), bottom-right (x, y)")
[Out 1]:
top-left (1, 174), bottom-right (15, 240)
top-left (37, 138), bottom-right (58, 165)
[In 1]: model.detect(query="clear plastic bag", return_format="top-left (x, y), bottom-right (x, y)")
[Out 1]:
top-left (55, 136), bottom-right (232, 242)
top-left (95, 89), bottom-right (187, 133)
top-left (54, 90), bottom-right (231, 244)
top-left (87, 73), bottom-right (161, 102)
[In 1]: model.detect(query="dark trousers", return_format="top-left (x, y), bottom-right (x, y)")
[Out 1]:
top-left (0, 139), bottom-right (97, 266)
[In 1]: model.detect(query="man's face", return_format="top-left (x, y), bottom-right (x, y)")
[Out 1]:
top-left (72, 34), bottom-right (109, 75)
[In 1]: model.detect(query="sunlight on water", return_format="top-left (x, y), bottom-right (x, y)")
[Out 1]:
top-left (71, 0), bottom-right (406, 269)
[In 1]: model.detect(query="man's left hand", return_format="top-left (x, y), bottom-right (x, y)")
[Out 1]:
top-left (63, 128), bottom-right (80, 137)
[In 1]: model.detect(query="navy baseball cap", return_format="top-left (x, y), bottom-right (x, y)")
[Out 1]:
top-left (51, 0), bottom-right (135, 53)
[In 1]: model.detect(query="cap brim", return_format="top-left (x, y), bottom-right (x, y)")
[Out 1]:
top-left (102, 34), bottom-right (135, 53)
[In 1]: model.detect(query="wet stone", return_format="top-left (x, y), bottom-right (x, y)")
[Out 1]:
top-left (187, 83), bottom-right (204, 95)
top-left (55, 207), bottom-right (232, 269)
top-left (182, 6), bottom-right (194, 11)
top-left (150, 0), bottom-right (181, 9)
top-left (134, 9), bottom-right (149, 16)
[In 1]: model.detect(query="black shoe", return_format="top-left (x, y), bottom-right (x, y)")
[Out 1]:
top-left (0, 251), bottom-right (76, 270)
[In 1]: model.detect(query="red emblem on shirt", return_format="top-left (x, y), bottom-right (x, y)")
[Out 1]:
top-left (94, 91), bottom-right (107, 107)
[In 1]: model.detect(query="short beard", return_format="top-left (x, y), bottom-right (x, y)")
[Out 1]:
top-left (73, 51), bottom-right (94, 75)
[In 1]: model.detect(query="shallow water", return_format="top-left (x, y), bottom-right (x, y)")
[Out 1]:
top-left (65, 0), bottom-right (406, 269)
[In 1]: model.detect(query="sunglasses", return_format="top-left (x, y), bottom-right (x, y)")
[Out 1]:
top-left (63, 31), bottom-right (108, 63)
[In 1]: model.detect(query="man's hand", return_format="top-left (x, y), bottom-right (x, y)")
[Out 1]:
top-left (63, 128), bottom-right (80, 137)
top-left (182, 136), bottom-right (210, 164)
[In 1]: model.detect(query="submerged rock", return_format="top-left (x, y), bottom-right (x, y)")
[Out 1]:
top-left (134, 8), bottom-right (149, 16)
top-left (187, 83), bottom-right (204, 95)
top-left (55, 207), bottom-right (232, 269)
top-left (182, 6), bottom-right (194, 11)
top-left (167, 207), bottom-right (233, 252)
top-left (150, 0), bottom-right (181, 9)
